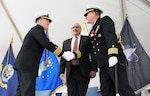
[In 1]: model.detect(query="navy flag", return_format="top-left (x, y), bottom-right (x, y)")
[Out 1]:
top-left (120, 18), bottom-right (150, 91)
top-left (0, 39), bottom-right (18, 96)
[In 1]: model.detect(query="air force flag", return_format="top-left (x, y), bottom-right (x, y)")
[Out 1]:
top-left (36, 31), bottom-right (63, 96)
top-left (36, 49), bottom-right (63, 96)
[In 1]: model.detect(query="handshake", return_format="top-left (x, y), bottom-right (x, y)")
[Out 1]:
top-left (62, 51), bottom-right (75, 61)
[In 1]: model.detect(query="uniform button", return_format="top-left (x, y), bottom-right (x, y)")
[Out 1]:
top-left (91, 41), bottom-right (94, 43)
top-left (98, 34), bottom-right (101, 37)
top-left (112, 45), bottom-right (115, 47)
top-left (96, 43), bottom-right (99, 45)
top-left (94, 38), bottom-right (96, 40)
top-left (93, 46), bottom-right (95, 48)
top-left (94, 52), bottom-right (96, 54)
top-left (98, 49), bottom-right (100, 51)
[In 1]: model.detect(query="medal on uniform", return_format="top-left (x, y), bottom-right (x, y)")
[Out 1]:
top-left (90, 30), bottom-right (95, 37)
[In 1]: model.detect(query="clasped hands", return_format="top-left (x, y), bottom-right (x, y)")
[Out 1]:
top-left (62, 51), bottom-right (75, 61)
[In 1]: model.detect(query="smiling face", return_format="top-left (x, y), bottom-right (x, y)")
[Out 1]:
top-left (71, 23), bottom-right (81, 37)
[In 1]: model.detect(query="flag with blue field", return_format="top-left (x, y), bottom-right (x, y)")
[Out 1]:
top-left (0, 42), bottom-right (18, 96)
top-left (36, 42), bottom-right (62, 96)
top-left (120, 18), bottom-right (150, 91)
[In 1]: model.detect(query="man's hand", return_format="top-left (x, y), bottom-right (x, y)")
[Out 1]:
top-left (89, 71), bottom-right (96, 78)
top-left (62, 51), bottom-right (75, 61)
top-left (108, 56), bottom-right (118, 67)
top-left (59, 73), bottom-right (66, 84)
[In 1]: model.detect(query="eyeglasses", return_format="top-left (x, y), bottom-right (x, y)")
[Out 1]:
top-left (71, 26), bottom-right (81, 29)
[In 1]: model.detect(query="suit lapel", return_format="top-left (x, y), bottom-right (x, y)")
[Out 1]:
top-left (79, 36), bottom-right (84, 50)
top-left (68, 38), bottom-right (72, 51)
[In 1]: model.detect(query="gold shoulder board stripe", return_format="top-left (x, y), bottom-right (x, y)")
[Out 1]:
top-left (108, 47), bottom-right (118, 55)
top-left (74, 50), bottom-right (82, 58)
top-left (54, 47), bottom-right (62, 56)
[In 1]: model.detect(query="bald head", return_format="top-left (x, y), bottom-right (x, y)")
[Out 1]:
top-left (71, 23), bottom-right (81, 37)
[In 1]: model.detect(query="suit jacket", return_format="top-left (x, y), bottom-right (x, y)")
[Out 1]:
top-left (89, 16), bottom-right (127, 67)
top-left (14, 24), bottom-right (63, 73)
top-left (60, 35), bottom-right (97, 80)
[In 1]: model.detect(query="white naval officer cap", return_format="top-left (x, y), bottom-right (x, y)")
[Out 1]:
top-left (34, 11), bottom-right (52, 23)
top-left (84, 4), bottom-right (103, 16)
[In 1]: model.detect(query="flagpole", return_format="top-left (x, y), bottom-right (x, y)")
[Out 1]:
top-left (5, 44), bottom-right (10, 71)
top-left (4, 37), bottom-right (13, 78)
top-left (115, 64), bottom-right (120, 96)
top-left (45, 30), bottom-right (50, 66)
top-left (0, 0), bottom-right (23, 42)
top-left (114, 1), bottom-right (128, 95)
top-left (120, 0), bottom-right (128, 23)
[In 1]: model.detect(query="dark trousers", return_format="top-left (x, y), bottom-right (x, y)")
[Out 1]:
top-left (100, 64), bottom-right (135, 96)
top-left (16, 69), bottom-right (36, 96)
top-left (67, 65), bottom-right (90, 96)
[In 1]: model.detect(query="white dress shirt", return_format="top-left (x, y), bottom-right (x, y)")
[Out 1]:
top-left (71, 35), bottom-right (81, 52)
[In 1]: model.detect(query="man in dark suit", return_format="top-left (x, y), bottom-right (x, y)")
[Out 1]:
top-left (59, 23), bottom-right (97, 96)
top-left (84, 4), bottom-right (135, 96)
top-left (13, 12), bottom-right (78, 96)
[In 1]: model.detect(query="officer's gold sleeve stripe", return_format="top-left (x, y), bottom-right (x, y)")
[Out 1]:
top-left (54, 47), bottom-right (62, 56)
top-left (108, 47), bottom-right (118, 55)
top-left (74, 50), bottom-right (82, 58)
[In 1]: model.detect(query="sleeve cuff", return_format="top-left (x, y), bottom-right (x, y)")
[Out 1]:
top-left (74, 50), bottom-right (82, 59)
top-left (53, 46), bottom-right (63, 57)
top-left (108, 47), bottom-right (118, 55)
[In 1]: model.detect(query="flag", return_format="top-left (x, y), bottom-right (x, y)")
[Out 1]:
top-left (81, 20), bottom-right (89, 36)
top-left (120, 18), bottom-right (150, 91)
top-left (0, 40), bottom-right (18, 96)
top-left (35, 31), bottom-right (63, 96)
